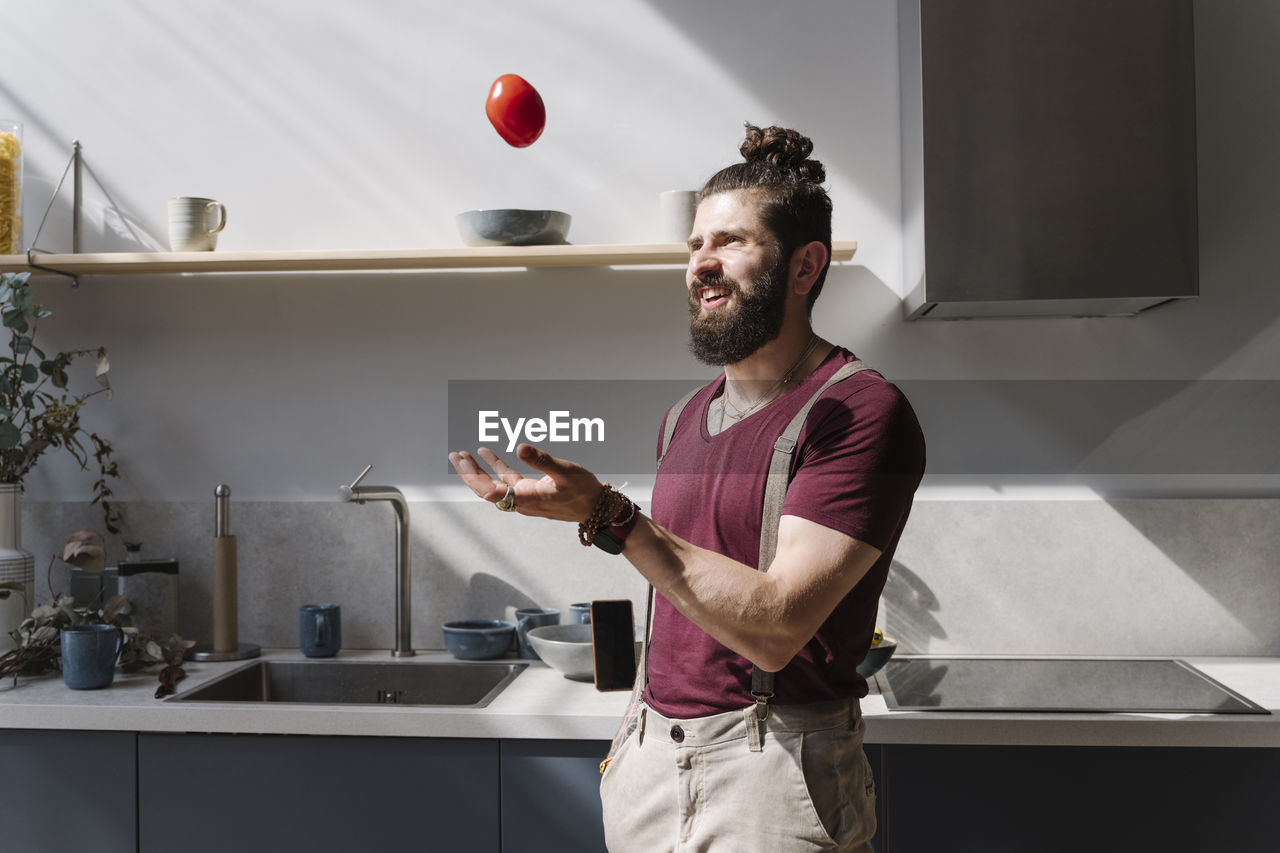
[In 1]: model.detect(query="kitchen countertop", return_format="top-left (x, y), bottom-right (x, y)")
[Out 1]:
top-left (3, 650), bottom-right (1280, 747)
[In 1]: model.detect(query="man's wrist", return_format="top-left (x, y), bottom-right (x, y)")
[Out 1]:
top-left (593, 495), bottom-right (639, 555)
top-left (578, 484), bottom-right (639, 554)
top-left (579, 483), bottom-right (626, 545)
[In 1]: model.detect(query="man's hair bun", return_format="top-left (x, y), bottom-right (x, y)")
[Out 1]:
top-left (697, 121), bottom-right (834, 312)
top-left (738, 124), bottom-right (826, 184)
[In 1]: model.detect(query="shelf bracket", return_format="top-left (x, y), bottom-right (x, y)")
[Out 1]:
top-left (25, 248), bottom-right (78, 287)
top-left (25, 139), bottom-right (83, 287)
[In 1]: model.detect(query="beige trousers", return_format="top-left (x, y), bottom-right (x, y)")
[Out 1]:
top-left (599, 698), bottom-right (876, 852)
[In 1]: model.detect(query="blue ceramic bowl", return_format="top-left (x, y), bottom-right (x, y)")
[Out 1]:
top-left (442, 620), bottom-right (516, 661)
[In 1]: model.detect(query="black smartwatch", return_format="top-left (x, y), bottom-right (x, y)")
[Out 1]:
top-left (593, 497), bottom-right (639, 555)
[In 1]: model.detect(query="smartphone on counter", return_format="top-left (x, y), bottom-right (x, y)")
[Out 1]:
top-left (590, 599), bottom-right (637, 691)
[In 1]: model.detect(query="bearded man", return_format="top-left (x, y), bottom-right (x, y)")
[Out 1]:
top-left (450, 124), bottom-right (925, 853)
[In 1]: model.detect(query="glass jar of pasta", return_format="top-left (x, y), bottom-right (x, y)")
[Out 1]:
top-left (0, 119), bottom-right (22, 254)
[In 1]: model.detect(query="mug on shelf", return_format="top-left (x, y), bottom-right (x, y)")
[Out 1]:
top-left (168, 196), bottom-right (227, 251)
top-left (658, 189), bottom-right (697, 244)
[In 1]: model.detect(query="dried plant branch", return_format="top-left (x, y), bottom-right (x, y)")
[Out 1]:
top-left (0, 271), bottom-right (121, 534)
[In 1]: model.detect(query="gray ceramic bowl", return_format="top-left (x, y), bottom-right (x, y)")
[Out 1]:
top-left (856, 637), bottom-right (898, 678)
top-left (456, 209), bottom-right (571, 246)
top-left (442, 620), bottom-right (516, 660)
top-left (526, 623), bottom-right (594, 681)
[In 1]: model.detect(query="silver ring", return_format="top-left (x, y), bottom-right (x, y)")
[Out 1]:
top-left (495, 485), bottom-right (517, 512)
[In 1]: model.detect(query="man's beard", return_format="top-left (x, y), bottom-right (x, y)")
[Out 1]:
top-left (688, 255), bottom-right (790, 366)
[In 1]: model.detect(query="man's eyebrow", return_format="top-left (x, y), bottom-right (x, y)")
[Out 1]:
top-left (690, 228), bottom-right (748, 245)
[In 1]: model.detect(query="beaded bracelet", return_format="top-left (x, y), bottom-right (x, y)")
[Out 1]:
top-left (578, 483), bottom-right (632, 547)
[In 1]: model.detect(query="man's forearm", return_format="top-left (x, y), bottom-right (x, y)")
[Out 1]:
top-left (622, 514), bottom-right (815, 673)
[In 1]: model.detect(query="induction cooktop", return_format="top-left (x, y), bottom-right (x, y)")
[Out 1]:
top-left (874, 657), bottom-right (1269, 714)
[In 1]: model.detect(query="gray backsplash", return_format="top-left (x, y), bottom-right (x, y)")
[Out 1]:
top-left (21, 499), bottom-right (1280, 657)
top-left (22, 500), bottom-right (649, 652)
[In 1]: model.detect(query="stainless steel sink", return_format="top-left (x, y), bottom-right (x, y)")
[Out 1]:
top-left (169, 659), bottom-right (527, 708)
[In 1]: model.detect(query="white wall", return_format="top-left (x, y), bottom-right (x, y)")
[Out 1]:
top-left (5, 1), bottom-right (1279, 653)
top-left (9, 0), bottom-right (909, 501)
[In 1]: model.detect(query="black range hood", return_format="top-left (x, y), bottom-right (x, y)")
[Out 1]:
top-left (899, 0), bottom-right (1199, 319)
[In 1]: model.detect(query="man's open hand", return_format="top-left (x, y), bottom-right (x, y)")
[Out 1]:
top-left (448, 444), bottom-right (606, 523)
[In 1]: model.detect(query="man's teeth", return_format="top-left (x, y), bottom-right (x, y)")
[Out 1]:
top-left (701, 288), bottom-right (729, 299)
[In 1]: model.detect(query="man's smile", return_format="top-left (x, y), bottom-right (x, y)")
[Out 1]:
top-left (698, 285), bottom-right (732, 311)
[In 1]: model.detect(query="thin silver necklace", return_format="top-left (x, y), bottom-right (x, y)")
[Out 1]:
top-left (718, 334), bottom-right (820, 431)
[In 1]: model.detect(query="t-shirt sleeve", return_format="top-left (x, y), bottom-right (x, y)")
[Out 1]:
top-left (780, 380), bottom-right (926, 551)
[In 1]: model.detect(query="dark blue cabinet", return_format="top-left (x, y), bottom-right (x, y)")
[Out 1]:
top-left (0, 730), bottom-right (137, 853)
top-left (500, 739), bottom-right (610, 853)
top-left (16, 730), bottom-right (1274, 852)
top-left (138, 733), bottom-right (500, 852)
top-left (881, 744), bottom-right (1280, 852)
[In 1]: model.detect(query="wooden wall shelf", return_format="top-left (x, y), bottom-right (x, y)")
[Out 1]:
top-left (1, 241), bottom-right (858, 277)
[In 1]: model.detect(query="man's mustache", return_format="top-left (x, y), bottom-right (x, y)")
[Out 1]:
top-left (690, 274), bottom-right (740, 295)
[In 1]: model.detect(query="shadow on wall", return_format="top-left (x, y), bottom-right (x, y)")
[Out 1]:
top-left (0, 80), bottom-right (165, 254)
top-left (880, 559), bottom-right (945, 654)
top-left (900, 379), bottom-right (1280, 497)
top-left (465, 572), bottom-right (541, 622)
top-left (1103, 499), bottom-right (1280, 655)
top-left (1, 148), bottom-right (164, 255)
top-left (883, 497), bottom-right (1280, 657)
top-left (1189, 0), bottom-right (1280, 378)
top-left (637, 0), bottom-right (900, 226)
top-left (431, 499), bottom-right (543, 626)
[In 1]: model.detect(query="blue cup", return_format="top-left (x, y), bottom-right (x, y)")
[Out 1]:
top-left (300, 603), bottom-right (341, 657)
top-left (568, 602), bottom-right (591, 624)
top-left (515, 608), bottom-right (560, 659)
top-left (61, 625), bottom-right (123, 690)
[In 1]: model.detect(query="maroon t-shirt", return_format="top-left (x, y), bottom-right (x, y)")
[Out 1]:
top-left (642, 347), bottom-right (925, 718)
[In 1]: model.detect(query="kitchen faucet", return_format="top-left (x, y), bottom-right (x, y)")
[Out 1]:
top-left (340, 465), bottom-right (414, 657)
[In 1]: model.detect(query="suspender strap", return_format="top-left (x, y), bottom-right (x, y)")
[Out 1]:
top-left (632, 584), bottom-right (656, 725)
top-left (633, 385), bottom-right (703, 705)
top-left (756, 360), bottom-right (875, 571)
top-left (750, 359), bottom-right (877, 720)
top-left (658, 384), bottom-right (704, 468)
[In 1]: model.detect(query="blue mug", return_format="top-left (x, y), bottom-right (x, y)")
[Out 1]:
top-left (61, 624), bottom-right (123, 690)
top-left (515, 607), bottom-right (560, 659)
top-left (568, 602), bottom-right (591, 624)
top-left (300, 603), bottom-right (341, 657)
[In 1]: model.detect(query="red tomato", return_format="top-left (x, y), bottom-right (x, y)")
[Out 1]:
top-left (485, 74), bottom-right (546, 148)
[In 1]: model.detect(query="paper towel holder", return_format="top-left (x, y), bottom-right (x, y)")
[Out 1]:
top-left (187, 484), bottom-right (261, 662)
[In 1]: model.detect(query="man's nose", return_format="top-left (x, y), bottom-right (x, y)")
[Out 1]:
top-left (688, 245), bottom-right (721, 280)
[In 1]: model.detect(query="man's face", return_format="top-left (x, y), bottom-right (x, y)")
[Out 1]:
top-left (685, 190), bottom-right (791, 367)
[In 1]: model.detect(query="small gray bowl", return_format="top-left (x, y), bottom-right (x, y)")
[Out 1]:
top-left (456, 209), bottom-right (571, 246)
top-left (442, 620), bottom-right (516, 660)
top-left (526, 623), bottom-right (594, 681)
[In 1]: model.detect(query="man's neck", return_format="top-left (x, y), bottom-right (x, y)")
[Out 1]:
top-left (724, 325), bottom-right (826, 387)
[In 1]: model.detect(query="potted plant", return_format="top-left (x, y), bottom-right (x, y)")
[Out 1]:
top-left (0, 270), bottom-right (121, 649)
top-left (0, 530), bottom-right (192, 696)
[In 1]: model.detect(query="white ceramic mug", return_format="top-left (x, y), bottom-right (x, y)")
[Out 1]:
top-left (168, 197), bottom-right (227, 251)
top-left (659, 190), bottom-right (698, 244)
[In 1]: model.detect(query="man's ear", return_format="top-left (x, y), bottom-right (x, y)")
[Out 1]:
top-left (790, 241), bottom-right (829, 296)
